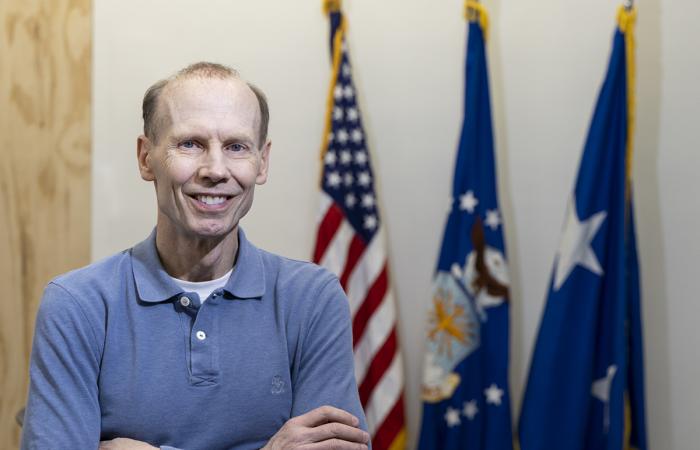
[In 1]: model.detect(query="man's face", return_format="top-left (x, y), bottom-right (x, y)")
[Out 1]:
top-left (137, 77), bottom-right (270, 240)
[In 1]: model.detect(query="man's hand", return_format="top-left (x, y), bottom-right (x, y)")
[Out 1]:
top-left (99, 438), bottom-right (158, 450)
top-left (263, 405), bottom-right (370, 450)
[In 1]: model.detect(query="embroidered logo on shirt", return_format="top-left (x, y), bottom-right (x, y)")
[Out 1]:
top-left (271, 376), bottom-right (285, 394)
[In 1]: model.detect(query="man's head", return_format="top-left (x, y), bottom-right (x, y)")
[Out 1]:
top-left (136, 62), bottom-right (271, 241)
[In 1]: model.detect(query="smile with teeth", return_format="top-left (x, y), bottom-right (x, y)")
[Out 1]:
top-left (195, 195), bottom-right (230, 206)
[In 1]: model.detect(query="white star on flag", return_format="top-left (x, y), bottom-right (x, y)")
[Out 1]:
top-left (326, 172), bottom-right (341, 188)
top-left (342, 63), bottom-right (351, 77)
top-left (553, 194), bottom-right (607, 291)
top-left (334, 85), bottom-right (343, 100)
top-left (351, 128), bottom-right (363, 143)
top-left (463, 400), bottom-right (479, 420)
top-left (361, 193), bottom-right (375, 208)
top-left (358, 171), bottom-right (371, 187)
top-left (485, 209), bottom-right (501, 230)
top-left (347, 107), bottom-right (359, 122)
top-left (444, 407), bottom-right (461, 427)
top-left (354, 150), bottom-right (367, 165)
top-left (459, 190), bottom-right (479, 213)
top-left (324, 151), bottom-right (337, 166)
top-left (345, 193), bottom-right (357, 208)
top-left (336, 128), bottom-right (349, 144)
top-left (340, 150), bottom-right (352, 165)
top-left (363, 214), bottom-right (377, 231)
top-left (484, 383), bottom-right (504, 405)
top-left (343, 85), bottom-right (354, 99)
top-left (333, 107), bottom-right (343, 120)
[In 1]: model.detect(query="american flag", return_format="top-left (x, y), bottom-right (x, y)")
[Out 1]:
top-left (312, 4), bottom-right (406, 450)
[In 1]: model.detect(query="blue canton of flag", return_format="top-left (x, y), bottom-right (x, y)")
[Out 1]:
top-left (518, 7), bottom-right (648, 450)
top-left (320, 21), bottom-right (379, 244)
top-left (418, 3), bottom-right (513, 450)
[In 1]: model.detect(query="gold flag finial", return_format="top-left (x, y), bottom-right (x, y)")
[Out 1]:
top-left (464, 0), bottom-right (489, 38)
top-left (323, 0), bottom-right (342, 14)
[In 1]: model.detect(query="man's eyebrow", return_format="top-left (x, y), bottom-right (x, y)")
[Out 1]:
top-left (168, 130), bottom-right (257, 144)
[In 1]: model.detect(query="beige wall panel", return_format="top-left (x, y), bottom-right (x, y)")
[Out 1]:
top-left (0, 0), bottom-right (91, 447)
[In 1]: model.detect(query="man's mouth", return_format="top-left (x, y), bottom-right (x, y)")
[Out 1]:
top-left (196, 195), bottom-right (229, 206)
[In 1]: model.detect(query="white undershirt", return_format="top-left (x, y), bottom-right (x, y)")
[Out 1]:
top-left (171, 269), bottom-right (232, 304)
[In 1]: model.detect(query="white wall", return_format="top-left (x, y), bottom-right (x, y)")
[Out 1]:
top-left (92, 0), bottom-right (699, 448)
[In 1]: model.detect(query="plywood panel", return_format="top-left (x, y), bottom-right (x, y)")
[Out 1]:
top-left (0, 0), bottom-right (91, 447)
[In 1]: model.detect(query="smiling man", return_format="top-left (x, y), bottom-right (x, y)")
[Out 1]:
top-left (21, 63), bottom-right (370, 450)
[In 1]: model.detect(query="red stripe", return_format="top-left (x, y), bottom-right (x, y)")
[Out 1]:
top-left (352, 265), bottom-right (388, 347)
top-left (312, 203), bottom-right (344, 263)
top-left (371, 394), bottom-right (405, 450)
top-left (358, 329), bottom-right (397, 406)
top-left (338, 235), bottom-right (365, 289)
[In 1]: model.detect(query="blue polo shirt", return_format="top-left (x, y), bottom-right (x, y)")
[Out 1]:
top-left (21, 229), bottom-right (367, 450)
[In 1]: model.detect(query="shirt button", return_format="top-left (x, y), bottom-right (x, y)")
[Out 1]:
top-left (196, 330), bottom-right (207, 341)
top-left (179, 296), bottom-right (190, 307)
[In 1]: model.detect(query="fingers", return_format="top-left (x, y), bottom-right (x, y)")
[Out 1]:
top-left (307, 422), bottom-right (370, 445)
top-left (292, 405), bottom-right (361, 428)
top-left (301, 439), bottom-right (369, 450)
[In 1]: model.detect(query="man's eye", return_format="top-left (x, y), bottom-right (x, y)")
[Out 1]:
top-left (180, 140), bottom-right (197, 149)
top-left (228, 143), bottom-right (247, 152)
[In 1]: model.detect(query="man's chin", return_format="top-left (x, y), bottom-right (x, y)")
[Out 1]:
top-left (187, 221), bottom-right (238, 239)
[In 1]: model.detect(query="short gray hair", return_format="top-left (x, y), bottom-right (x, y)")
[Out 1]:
top-left (141, 62), bottom-right (270, 146)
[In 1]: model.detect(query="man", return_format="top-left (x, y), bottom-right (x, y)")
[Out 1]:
top-left (21, 62), bottom-right (370, 450)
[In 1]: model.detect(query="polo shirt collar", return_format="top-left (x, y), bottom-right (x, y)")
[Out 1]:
top-left (131, 227), bottom-right (266, 303)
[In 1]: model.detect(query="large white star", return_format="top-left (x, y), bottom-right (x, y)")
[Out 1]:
top-left (444, 407), bottom-right (461, 427)
top-left (485, 209), bottom-right (501, 230)
top-left (553, 195), bottom-right (607, 291)
top-left (463, 400), bottom-right (478, 420)
top-left (459, 191), bottom-right (478, 213)
top-left (484, 383), bottom-right (504, 405)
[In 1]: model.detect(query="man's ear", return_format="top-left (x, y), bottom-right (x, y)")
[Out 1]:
top-left (255, 139), bottom-right (271, 185)
top-left (137, 135), bottom-right (156, 181)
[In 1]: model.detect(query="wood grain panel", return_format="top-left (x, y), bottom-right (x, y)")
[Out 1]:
top-left (0, 0), bottom-right (91, 447)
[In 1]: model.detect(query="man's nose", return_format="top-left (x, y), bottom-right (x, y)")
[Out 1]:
top-left (198, 147), bottom-right (229, 183)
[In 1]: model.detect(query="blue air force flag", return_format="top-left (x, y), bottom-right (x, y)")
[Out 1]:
top-left (518, 7), bottom-right (648, 450)
top-left (418, 3), bottom-right (513, 450)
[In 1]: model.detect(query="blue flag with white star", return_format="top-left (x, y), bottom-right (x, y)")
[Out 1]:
top-left (518, 7), bottom-right (648, 450)
top-left (418, 4), bottom-right (513, 450)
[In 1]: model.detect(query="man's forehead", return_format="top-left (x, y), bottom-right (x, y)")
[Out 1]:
top-left (159, 77), bottom-right (261, 134)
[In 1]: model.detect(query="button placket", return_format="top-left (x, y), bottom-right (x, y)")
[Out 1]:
top-left (188, 302), bottom-right (220, 385)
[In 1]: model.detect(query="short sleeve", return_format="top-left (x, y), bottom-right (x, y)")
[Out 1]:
top-left (290, 275), bottom-right (368, 433)
top-left (21, 282), bottom-right (102, 450)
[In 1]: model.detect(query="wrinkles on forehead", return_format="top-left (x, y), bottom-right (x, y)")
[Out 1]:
top-left (156, 77), bottom-right (262, 146)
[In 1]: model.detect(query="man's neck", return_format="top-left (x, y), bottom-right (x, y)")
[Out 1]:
top-left (155, 223), bottom-right (239, 282)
